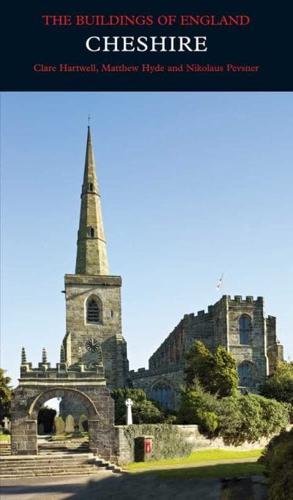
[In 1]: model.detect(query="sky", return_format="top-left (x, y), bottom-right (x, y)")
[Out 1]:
top-left (1, 92), bottom-right (293, 386)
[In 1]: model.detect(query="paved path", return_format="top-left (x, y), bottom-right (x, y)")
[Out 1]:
top-left (0, 471), bottom-right (267, 500)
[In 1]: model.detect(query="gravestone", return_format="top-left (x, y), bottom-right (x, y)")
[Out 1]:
top-left (65, 414), bottom-right (75, 433)
top-left (79, 414), bottom-right (88, 432)
top-left (38, 423), bottom-right (45, 435)
top-left (54, 416), bottom-right (65, 435)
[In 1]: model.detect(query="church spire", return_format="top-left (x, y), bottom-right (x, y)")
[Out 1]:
top-left (75, 126), bottom-right (109, 275)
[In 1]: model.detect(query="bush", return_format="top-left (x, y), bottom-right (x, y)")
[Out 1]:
top-left (255, 395), bottom-right (290, 436)
top-left (177, 386), bottom-right (219, 434)
top-left (112, 388), bottom-right (163, 424)
top-left (197, 410), bottom-right (218, 434)
top-left (260, 361), bottom-right (293, 407)
top-left (260, 429), bottom-right (293, 500)
top-left (218, 394), bottom-right (289, 445)
top-left (178, 388), bottom-right (289, 445)
top-left (217, 395), bottom-right (245, 445)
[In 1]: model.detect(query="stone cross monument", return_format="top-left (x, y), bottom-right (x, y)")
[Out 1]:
top-left (2, 417), bottom-right (10, 431)
top-left (125, 398), bottom-right (133, 425)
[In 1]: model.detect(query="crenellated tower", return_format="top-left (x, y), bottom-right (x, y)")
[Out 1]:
top-left (62, 126), bottom-right (128, 388)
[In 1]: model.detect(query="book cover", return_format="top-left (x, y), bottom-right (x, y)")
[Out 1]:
top-left (1, 1), bottom-right (292, 497)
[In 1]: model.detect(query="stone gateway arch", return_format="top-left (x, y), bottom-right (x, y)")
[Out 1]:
top-left (11, 384), bottom-right (116, 459)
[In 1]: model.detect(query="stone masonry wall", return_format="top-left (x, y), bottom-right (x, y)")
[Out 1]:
top-left (64, 274), bottom-right (128, 388)
top-left (130, 295), bottom-right (283, 403)
top-left (115, 424), bottom-right (274, 465)
top-left (130, 367), bottom-right (184, 409)
top-left (228, 296), bottom-right (268, 385)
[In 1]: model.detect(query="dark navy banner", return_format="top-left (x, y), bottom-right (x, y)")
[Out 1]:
top-left (1, 0), bottom-right (292, 90)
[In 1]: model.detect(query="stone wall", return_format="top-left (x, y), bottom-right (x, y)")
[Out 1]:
top-left (130, 295), bottom-right (283, 407)
top-left (227, 296), bottom-right (268, 385)
top-left (64, 274), bottom-right (128, 388)
top-left (130, 367), bottom-right (184, 409)
top-left (115, 424), bottom-right (274, 465)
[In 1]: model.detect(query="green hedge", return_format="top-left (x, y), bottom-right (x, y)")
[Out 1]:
top-left (123, 424), bottom-right (192, 461)
top-left (178, 388), bottom-right (289, 445)
top-left (260, 428), bottom-right (293, 500)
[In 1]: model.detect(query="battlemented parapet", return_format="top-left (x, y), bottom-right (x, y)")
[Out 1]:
top-left (129, 295), bottom-right (283, 409)
top-left (19, 347), bottom-right (106, 387)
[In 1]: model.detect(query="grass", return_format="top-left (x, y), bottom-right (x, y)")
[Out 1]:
top-left (146, 462), bottom-right (265, 479)
top-left (126, 449), bottom-right (263, 471)
top-left (0, 434), bottom-right (10, 442)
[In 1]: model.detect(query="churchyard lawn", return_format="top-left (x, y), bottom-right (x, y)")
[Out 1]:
top-left (125, 449), bottom-right (264, 478)
top-left (0, 434), bottom-right (10, 442)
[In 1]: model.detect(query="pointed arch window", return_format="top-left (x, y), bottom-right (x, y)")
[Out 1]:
top-left (151, 382), bottom-right (174, 409)
top-left (239, 315), bottom-right (251, 344)
top-left (86, 297), bottom-right (101, 324)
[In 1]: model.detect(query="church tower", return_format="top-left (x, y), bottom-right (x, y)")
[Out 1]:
top-left (62, 126), bottom-right (128, 388)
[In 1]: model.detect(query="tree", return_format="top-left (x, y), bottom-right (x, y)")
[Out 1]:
top-left (38, 406), bottom-right (57, 434)
top-left (112, 388), bottom-right (163, 424)
top-left (0, 369), bottom-right (12, 422)
top-left (260, 361), bottom-right (293, 406)
top-left (177, 385), bottom-right (219, 434)
top-left (185, 341), bottom-right (239, 397)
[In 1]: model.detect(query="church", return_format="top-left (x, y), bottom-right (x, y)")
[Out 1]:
top-left (57, 126), bottom-right (284, 409)
top-left (130, 295), bottom-right (283, 409)
top-left (13, 127), bottom-right (284, 445)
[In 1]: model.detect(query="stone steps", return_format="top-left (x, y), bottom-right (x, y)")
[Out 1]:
top-left (0, 444), bottom-right (11, 455)
top-left (38, 440), bottom-right (89, 454)
top-left (0, 453), bottom-right (123, 478)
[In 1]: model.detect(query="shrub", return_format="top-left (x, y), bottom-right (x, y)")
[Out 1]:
top-left (112, 388), bottom-right (163, 424)
top-left (217, 395), bottom-right (245, 445)
top-left (260, 361), bottom-right (293, 407)
top-left (178, 388), bottom-right (289, 445)
top-left (260, 429), bottom-right (293, 500)
top-left (254, 395), bottom-right (290, 436)
top-left (177, 386), bottom-right (219, 434)
top-left (218, 394), bottom-right (289, 445)
top-left (197, 410), bottom-right (218, 434)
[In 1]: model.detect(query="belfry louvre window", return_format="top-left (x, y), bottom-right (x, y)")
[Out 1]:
top-left (87, 298), bottom-right (100, 323)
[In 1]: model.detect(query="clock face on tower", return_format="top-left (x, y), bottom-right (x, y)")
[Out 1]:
top-left (85, 338), bottom-right (100, 353)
